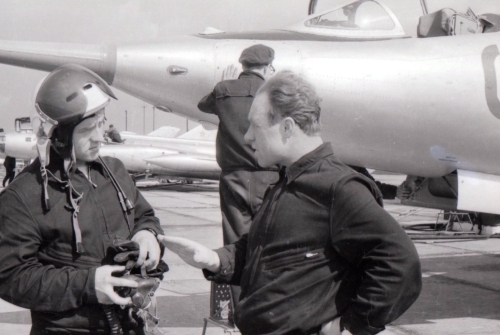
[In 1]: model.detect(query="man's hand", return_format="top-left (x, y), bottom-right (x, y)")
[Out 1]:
top-left (157, 235), bottom-right (220, 272)
top-left (131, 230), bottom-right (161, 271)
top-left (95, 265), bottom-right (138, 305)
top-left (321, 317), bottom-right (352, 335)
top-left (221, 64), bottom-right (240, 81)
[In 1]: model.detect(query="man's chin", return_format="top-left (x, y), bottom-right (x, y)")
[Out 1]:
top-left (257, 159), bottom-right (271, 169)
top-left (84, 151), bottom-right (100, 162)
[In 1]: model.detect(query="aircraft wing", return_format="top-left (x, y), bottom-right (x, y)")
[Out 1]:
top-left (145, 154), bottom-right (220, 180)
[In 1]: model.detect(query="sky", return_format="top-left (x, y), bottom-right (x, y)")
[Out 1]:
top-left (0, 0), bottom-right (310, 134)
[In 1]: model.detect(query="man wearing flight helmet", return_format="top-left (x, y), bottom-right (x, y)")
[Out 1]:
top-left (0, 64), bottom-right (164, 334)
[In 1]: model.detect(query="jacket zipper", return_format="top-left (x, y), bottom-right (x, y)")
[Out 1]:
top-left (248, 176), bottom-right (287, 285)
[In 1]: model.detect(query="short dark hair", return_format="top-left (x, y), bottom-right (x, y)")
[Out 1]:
top-left (109, 124), bottom-right (114, 128)
top-left (258, 70), bottom-right (321, 136)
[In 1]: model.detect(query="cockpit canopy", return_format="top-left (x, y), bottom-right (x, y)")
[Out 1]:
top-left (284, 0), bottom-right (406, 39)
top-left (307, 0), bottom-right (395, 30)
top-left (285, 0), bottom-right (406, 39)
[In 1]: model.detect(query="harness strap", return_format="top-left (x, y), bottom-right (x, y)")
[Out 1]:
top-left (40, 166), bottom-right (51, 211)
top-left (99, 157), bottom-right (134, 234)
top-left (67, 179), bottom-right (84, 254)
top-left (45, 168), bottom-right (84, 253)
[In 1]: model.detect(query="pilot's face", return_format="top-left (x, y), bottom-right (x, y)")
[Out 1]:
top-left (72, 110), bottom-right (106, 163)
top-left (245, 93), bottom-right (285, 167)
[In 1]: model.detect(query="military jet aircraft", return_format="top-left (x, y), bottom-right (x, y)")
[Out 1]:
top-left (101, 125), bottom-right (220, 181)
top-left (0, 0), bottom-right (499, 222)
top-left (0, 122), bottom-right (220, 182)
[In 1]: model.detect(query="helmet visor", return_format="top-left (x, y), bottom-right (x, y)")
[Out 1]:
top-left (82, 83), bottom-right (111, 118)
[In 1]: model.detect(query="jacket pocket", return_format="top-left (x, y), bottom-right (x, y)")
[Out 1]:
top-left (263, 248), bottom-right (327, 271)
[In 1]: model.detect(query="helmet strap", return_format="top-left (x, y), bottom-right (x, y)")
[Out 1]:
top-left (40, 165), bottom-right (51, 211)
top-left (99, 156), bottom-right (135, 213)
top-left (66, 175), bottom-right (84, 254)
top-left (36, 121), bottom-right (52, 168)
top-left (41, 160), bottom-right (84, 254)
top-left (36, 122), bottom-right (53, 211)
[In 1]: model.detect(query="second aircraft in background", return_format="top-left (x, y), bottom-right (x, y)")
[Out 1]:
top-left (0, 122), bottom-right (220, 183)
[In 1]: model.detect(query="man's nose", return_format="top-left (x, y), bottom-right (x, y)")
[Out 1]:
top-left (92, 128), bottom-right (105, 143)
top-left (244, 127), bottom-right (253, 144)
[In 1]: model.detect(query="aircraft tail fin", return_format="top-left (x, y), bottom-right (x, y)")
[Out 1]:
top-left (178, 125), bottom-right (217, 141)
top-left (147, 126), bottom-right (180, 138)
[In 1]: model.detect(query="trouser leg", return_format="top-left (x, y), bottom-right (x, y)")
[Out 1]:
top-left (8, 172), bottom-right (14, 185)
top-left (219, 170), bottom-right (278, 245)
top-left (220, 171), bottom-right (251, 246)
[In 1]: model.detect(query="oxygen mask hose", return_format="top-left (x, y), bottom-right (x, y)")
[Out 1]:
top-left (102, 305), bottom-right (123, 335)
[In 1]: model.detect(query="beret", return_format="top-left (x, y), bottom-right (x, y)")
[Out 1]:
top-left (239, 44), bottom-right (275, 66)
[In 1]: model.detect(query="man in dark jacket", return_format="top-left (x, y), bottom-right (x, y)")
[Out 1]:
top-left (159, 71), bottom-right (422, 335)
top-left (105, 124), bottom-right (123, 143)
top-left (0, 65), bottom-right (164, 334)
top-left (197, 44), bottom-right (279, 246)
top-left (2, 155), bottom-right (16, 186)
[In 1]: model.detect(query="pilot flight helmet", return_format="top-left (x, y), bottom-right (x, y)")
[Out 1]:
top-left (33, 65), bottom-right (120, 253)
top-left (34, 64), bottom-right (117, 164)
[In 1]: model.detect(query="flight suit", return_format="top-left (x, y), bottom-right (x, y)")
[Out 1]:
top-left (0, 153), bottom-right (163, 334)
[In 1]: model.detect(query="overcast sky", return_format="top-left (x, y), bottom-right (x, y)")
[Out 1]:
top-left (0, 0), bottom-right (310, 134)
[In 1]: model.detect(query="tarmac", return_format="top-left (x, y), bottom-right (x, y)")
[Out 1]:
top-left (0, 170), bottom-right (500, 335)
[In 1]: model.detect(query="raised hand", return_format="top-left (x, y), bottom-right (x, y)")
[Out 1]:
top-left (221, 64), bottom-right (240, 81)
top-left (157, 235), bottom-right (220, 272)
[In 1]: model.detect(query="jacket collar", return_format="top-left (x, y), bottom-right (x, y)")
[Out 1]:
top-left (45, 149), bottom-right (106, 181)
top-left (238, 70), bottom-right (265, 81)
top-left (284, 142), bottom-right (333, 185)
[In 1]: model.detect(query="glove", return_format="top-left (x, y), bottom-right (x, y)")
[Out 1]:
top-left (113, 238), bottom-right (169, 278)
top-left (113, 238), bottom-right (141, 271)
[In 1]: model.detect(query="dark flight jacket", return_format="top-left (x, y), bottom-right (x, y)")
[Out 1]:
top-left (198, 70), bottom-right (265, 171)
top-left (206, 143), bottom-right (422, 335)
top-left (0, 153), bottom-right (163, 334)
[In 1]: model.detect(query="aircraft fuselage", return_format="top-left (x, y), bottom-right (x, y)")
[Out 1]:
top-left (107, 33), bottom-right (500, 178)
top-left (0, 31), bottom-right (499, 178)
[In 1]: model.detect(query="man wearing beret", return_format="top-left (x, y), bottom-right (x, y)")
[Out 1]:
top-left (198, 44), bottom-right (279, 246)
top-left (198, 44), bottom-right (280, 308)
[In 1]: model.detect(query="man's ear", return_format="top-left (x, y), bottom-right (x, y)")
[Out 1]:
top-left (261, 66), bottom-right (269, 77)
top-left (282, 117), bottom-right (295, 138)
